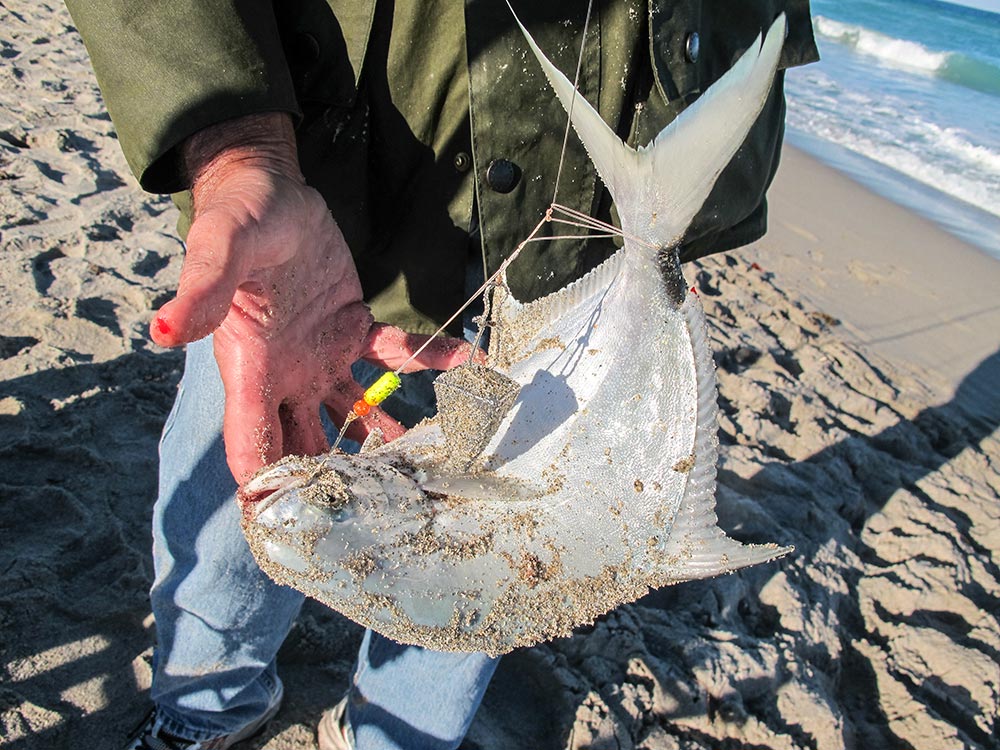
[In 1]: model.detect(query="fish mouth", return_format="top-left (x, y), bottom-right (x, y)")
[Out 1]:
top-left (237, 481), bottom-right (282, 521)
top-left (238, 458), bottom-right (316, 520)
top-left (240, 453), bottom-right (361, 523)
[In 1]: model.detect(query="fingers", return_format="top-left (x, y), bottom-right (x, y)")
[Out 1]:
top-left (361, 323), bottom-right (485, 372)
top-left (151, 208), bottom-right (250, 347)
top-left (221, 377), bottom-right (282, 484)
top-left (223, 387), bottom-right (333, 483)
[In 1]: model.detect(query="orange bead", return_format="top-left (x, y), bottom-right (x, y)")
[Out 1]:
top-left (352, 399), bottom-right (371, 417)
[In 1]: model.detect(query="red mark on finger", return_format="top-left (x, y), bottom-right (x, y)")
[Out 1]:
top-left (154, 316), bottom-right (171, 336)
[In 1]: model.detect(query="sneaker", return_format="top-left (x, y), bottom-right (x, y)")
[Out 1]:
top-left (125, 682), bottom-right (283, 750)
top-left (316, 697), bottom-right (352, 750)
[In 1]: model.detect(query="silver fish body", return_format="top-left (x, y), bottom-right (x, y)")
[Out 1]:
top-left (242, 14), bottom-right (791, 656)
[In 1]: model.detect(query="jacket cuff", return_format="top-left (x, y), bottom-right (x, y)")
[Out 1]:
top-left (67, 0), bottom-right (301, 194)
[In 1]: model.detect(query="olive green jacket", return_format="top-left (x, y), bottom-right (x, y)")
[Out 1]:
top-left (66, 0), bottom-right (817, 333)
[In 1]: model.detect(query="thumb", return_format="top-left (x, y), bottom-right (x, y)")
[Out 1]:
top-left (151, 209), bottom-right (250, 347)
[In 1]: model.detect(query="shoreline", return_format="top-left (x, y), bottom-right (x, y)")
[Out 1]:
top-left (761, 143), bottom-right (1000, 401)
top-left (785, 130), bottom-right (1000, 262)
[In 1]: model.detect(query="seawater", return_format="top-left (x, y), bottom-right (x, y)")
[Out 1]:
top-left (784, 0), bottom-right (1000, 257)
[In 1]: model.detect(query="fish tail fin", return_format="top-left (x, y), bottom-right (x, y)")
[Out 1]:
top-left (515, 9), bottom-right (787, 249)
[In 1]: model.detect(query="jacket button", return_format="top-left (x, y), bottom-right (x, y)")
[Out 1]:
top-left (685, 32), bottom-right (700, 64)
top-left (295, 32), bottom-right (322, 65)
top-left (453, 152), bottom-right (471, 172)
top-left (486, 159), bottom-right (520, 193)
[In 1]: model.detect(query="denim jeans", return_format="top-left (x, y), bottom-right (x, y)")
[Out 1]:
top-left (150, 336), bottom-right (498, 748)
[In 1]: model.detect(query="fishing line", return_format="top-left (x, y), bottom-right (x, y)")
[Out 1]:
top-left (330, 213), bottom-right (550, 451)
top-left (552, 0), bottom-right (596, 207)
top-left (522, 233), bottom-right (619, 242)
top-left (331, 2), bottom-right (615, 452)
top-left (549, 203), bottom-right (658, 250)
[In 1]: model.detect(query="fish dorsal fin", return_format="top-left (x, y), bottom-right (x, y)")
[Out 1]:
top-left (490, 246), bottom-right (627, 365)
top-left (514, 9), bottom-right (787, 249)
top-left (511, 240), bottom-right (626, 318)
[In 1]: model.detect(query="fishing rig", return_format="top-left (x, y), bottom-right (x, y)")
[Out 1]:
top-left (328, 203), bottom-right (656, 454)
top-left (328, 0), bottom-right (662, 455)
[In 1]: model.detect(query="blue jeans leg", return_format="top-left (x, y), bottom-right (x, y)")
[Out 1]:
top-left (347, 630), bottom-right (499, 750)
top-left (150, 336), bottom-right (301, 740)
top-left (151, 337), bottom-right (499, 746)
top-left (346, 362), bottom-right (500, 750)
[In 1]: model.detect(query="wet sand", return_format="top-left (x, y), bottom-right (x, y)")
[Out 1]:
top-left (2, 3), bottom-right (998, 748)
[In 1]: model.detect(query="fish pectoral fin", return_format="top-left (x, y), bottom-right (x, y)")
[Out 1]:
top-left (419, 472), bottom-right (544, 502)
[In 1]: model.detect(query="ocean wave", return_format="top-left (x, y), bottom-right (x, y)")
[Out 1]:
top-left (785, 70), bottom-right (1000, 218)
top-left (793, 124), bottom-right (1000, 218)
top-left (931, 123), bottom-right (1000, 174)
top-left (814, 16), bottom-right (1000, 96)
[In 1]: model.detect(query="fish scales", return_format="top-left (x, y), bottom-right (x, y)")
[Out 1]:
top-left (241, 13), bottom-right (792, 656)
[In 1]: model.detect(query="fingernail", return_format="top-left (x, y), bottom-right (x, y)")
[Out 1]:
top-left (154, 316), bottom-right (171, 336)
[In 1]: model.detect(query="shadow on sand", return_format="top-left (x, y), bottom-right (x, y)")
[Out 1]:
top-left (470, 349), bottom-right (1000, 750)
top-left (2, 344), bottom-right (997, 748)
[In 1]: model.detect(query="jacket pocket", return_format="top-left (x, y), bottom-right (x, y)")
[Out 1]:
top-left (648, 0), bottom-right (704, 106)
top-left (273, 0), bottom-right (377, 110)
top-left (648, 0), bottom-right (818, 110)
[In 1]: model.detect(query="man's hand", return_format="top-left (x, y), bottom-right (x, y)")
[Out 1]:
top-left (151, 113), bottom-right (474, 483)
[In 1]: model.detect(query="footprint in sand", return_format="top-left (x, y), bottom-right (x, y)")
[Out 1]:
top-left (847, 259), bottom-right (901, 285)
top-left (780, 220), bottom-right (819, 243)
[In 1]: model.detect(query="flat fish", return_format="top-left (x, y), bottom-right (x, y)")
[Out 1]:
top-left (241, 14), bottom-right (791, 656)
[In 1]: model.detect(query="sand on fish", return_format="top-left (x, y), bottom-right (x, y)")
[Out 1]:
top-left (2, 3), bottom-right (998, 748)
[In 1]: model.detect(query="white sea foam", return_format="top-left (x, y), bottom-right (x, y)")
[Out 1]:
top-left (786, 1), bottom-right (1000, 255)
top-left (813, 15), bottom-right (1000, 96)
top-left (814, 16), bottom-right (949, 74)
top-left (786, 69), bottom-right (1000, 218)
top-left (933, 124), bottom-right (1000, 174)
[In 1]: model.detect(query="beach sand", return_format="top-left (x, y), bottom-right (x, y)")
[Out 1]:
top-left (2, 3), bottom-right (998, 749)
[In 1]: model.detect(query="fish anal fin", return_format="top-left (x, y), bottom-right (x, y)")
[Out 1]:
top-left (651, 275), bottom-right (793, 581)
top-left (654, 481), bottom-right (792, 581)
